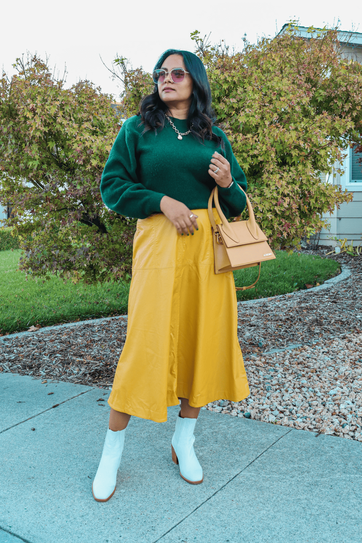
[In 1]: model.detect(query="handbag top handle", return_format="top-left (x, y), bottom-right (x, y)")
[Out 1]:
top-left (207, 185), bottom-right (259, 241)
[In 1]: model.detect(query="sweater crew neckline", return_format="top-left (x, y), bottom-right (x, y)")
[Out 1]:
top-left (167, 116), bottom-right (188, 125)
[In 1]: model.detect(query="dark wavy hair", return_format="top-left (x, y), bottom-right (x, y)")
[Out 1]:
top-left (138, 49), bottom-right (223, 147)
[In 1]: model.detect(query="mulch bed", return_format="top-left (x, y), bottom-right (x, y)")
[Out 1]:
top-left (1, 248), bottom-right (361, 440)
top-left (238, 249), bottom-right (362, 356)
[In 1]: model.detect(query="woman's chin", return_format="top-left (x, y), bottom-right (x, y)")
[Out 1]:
top-left (161, 94), bottom-right (177, 103)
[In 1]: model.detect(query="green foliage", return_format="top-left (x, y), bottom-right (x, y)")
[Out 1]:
top-left (0, 55), bottom-right (136, 284)
top-left (326, 236), bottom-right (362, 256)
top-left (1, 28), bottom-right (362, 286)
top-left (113, 27), bottom-right (362, 250)
top-left (112, 56), bottom-right (153, 118)
top-left (193, 26), bottom-right (362, 248)
top-left (0, 227), bottom-right (20, 251)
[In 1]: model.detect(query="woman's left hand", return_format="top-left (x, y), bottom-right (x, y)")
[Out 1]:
top-left (209, 152), bottom-right (233, 188)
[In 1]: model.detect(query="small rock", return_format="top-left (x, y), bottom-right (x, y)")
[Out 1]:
top-left (328, 387), bottom-right (342, 396)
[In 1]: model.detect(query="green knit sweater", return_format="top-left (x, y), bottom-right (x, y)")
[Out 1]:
top-left (100, 115), bottom-right (247, 219)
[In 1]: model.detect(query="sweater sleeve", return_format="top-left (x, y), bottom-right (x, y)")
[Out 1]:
top-left (216, 131), bottom-right (247, 218)
top-left (100, 118), bottom-right (166, 219)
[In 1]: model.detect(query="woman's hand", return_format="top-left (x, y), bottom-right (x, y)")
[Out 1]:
top-left (209, 151), bottom-right (233, 188)
top-left (160, 196), bottom-right (198, 235)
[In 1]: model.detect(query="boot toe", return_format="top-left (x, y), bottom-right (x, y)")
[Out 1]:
top-left (180, 466), bottom-right (203, 484)
top-left (92, 480), bottom-right (116, 502)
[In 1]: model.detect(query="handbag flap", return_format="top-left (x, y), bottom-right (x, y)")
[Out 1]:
top-left (217, 221), bottom-right (267, 248)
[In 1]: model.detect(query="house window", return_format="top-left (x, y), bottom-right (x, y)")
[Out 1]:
top-left (351, 145), bottom-right (362, 182)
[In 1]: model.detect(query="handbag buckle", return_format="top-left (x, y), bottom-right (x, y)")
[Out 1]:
top-left (215, 231), bottom-right (224, 245)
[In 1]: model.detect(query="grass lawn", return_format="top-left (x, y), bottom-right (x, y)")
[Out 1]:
top-left (0, 249), bottom-right (340, 335)
top-left (234, 250), bottom-right (340, 301)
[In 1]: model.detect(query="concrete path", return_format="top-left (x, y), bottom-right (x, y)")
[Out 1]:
top-left (1, 373), bottom-right (361, 543)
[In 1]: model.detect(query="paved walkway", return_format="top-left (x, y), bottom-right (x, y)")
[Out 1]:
top-left (1, 372), bottom-right (361, 543)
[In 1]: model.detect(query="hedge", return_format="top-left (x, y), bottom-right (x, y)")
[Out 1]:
top-left (0, 227), bottom-right (20, 251)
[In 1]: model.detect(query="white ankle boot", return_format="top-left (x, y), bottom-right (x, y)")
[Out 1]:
top-left (92, 428), bottom-right (126, 502)
top-left (171, 411), bottom-right (203, 484)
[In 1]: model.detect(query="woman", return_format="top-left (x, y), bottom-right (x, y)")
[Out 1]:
top-left (93, 49), bottom-right (250, 502)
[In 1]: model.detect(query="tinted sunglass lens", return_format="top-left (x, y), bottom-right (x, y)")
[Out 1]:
top-left (153, 70), bottom-right (166, 84)
top-left (171, 69), bottom-right (185, 82)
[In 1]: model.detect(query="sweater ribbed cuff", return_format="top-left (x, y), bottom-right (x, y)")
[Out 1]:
top-left (147, 192), bottom-right (166, 216)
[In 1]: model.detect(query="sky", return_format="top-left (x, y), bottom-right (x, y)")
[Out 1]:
top-left (1, 0), bottom-right (360, 100)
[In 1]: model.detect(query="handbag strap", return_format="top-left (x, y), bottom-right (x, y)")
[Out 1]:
top-left (207, 187), bottom-right (218, 229)
top-left (207, 185), bottom-right (259, 240)
top-left (235, 262), bottom-right (261, 291)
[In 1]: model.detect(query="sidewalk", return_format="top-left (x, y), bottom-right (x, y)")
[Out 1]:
top-left (1, 372), bottom-right (361, 543)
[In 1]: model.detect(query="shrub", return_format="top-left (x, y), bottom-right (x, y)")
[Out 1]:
top-left (0, 55), bottom-right (135, 284)
top-left (0, 227), bottom-right (20, 251)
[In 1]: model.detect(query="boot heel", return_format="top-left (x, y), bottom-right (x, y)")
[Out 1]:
top-left (171, 444), bottom-right (179, 465)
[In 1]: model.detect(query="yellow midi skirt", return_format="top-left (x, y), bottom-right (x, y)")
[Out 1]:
top-left (108, 208), bottom-right (250, 422)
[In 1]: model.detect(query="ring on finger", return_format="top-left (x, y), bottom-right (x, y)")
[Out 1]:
top-left (214, 167), bottom-right (220, 173)
top-left (190, 213), bottom-right (195, 219)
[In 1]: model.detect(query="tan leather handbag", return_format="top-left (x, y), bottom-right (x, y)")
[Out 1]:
top-left (208, 186), bottom-right (276, 291)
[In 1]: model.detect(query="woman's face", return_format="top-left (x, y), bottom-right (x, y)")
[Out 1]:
top-left (158, 54), bottom-right (193, 111)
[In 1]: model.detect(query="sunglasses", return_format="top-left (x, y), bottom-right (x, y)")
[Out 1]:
top-left (152, 68), bottom-right (190, 84)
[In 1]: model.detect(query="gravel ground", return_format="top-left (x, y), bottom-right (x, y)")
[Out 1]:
top-left (1, 248), bottom-right (361, 441)
top-left (207, 249), bottom-right (362, 441)
top-left (207, 333), bottom-right (362, 441)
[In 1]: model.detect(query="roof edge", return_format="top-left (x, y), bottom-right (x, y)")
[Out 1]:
top-left (276, 24), bottom-right (362, 46)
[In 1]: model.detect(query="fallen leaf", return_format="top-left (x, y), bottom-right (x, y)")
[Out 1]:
top-left (27, 325), bottom-right (40, 332)
top-left (41, 380), bottom-right (47, 384)
top-left (48, 392), bottom-right (54, 395)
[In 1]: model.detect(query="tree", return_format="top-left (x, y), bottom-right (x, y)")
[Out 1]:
top-left (111, 27), bottom-right (362, 248)
top-left (101, 55), bottom-right (153, 119)
top-left (191, 27), bottom-right (362, 245)
top-left (0, 55), bottom-right (136, 284)
top-left (2, 27), bottom-right (362, 286)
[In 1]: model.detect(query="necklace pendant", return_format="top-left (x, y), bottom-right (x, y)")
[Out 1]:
top-left (177, 134), bottom-right (183, 140)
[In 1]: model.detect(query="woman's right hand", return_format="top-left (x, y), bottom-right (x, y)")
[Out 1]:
top-left (160, 196), bottom-right (198, 235)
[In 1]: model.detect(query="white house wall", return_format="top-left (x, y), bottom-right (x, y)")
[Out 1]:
top-left (320, 150), bottom-right (362, 247)
top-left (319, 40), bottom-right (362, 247)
